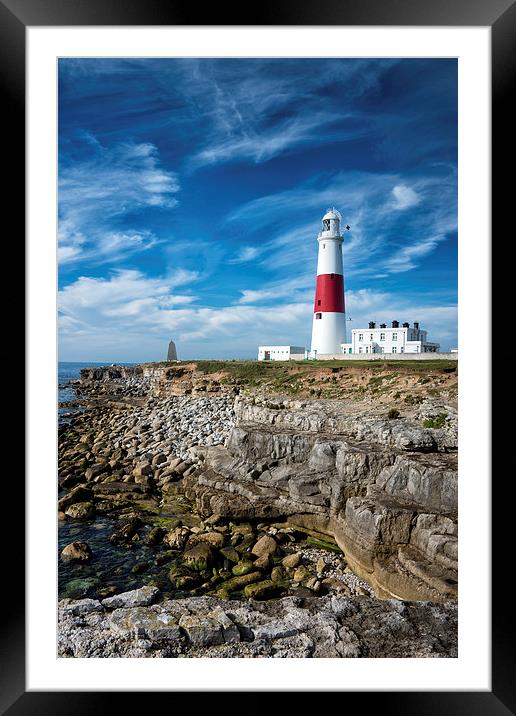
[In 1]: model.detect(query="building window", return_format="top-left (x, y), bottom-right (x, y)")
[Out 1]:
top-left (315, 313), bottom-right (322, 320)
top-left (392, 346), bottom-right (397, 353)
top-left (359, 347), bottom-right (363, 354)
top-left (358, 333), bottom-right (363, 341)
top-left (381, 347), bottom-right (384, 353)
top-left (370, 333), bottom-right (374, 340)
top-left (400, 347), bottom-right (404, 353)
top-left (380, 333), bottom-right (385, 341)
top-left (349, 348), bottom-right (352, 354)
top-left (392, 333), bottom-right (397, 341)
top-left (365, 347), bottom-right (369, 353)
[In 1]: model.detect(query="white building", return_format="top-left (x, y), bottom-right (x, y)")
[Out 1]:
top-left (257, 345), bottom-right (306, 361)
top-left (340, 321), bottom-right (439, 355)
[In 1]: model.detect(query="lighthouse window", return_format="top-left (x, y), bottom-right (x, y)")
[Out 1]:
top-left (323, 219), bottom-right (330, 231)
top-left (323, 244), bottom-right (326, 249)
top-left (330, 273), bottom-right (335, 279)
top-left (315, 313), bottom-right (322, 320)
top-left (317, 299), bottom-right (321, 306)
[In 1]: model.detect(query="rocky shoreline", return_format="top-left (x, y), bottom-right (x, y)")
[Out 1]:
top-left (59, 587), bottom-right (457, 658)
top-left (58, 360), bottom-right (458, 657)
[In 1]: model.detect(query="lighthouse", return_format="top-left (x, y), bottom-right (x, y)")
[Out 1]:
top-left (311, 208), bottom-right (347, 355)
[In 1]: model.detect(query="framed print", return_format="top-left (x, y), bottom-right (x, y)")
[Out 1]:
top-left (4, 0), bottom-right (511, 710)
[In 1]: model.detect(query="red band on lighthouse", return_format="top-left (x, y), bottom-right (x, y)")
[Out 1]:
top-left (314, 273), bottom-right (345, 313)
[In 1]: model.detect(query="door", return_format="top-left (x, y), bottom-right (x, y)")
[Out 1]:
top-left (264, 351), bottom-right (271, 361)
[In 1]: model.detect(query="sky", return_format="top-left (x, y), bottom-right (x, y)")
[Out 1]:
top-left (58, 58), bottom-right (458, 361)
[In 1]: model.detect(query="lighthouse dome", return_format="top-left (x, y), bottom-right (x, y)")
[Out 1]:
top-left (322, 208), bottom-right (342, 222)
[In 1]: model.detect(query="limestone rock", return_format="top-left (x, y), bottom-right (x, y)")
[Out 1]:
top-left (244, 580), bottom-right (285, 600)
top-left (61, 541), bottom-right (92, 563)
top-left (163, 526), bottom-right (190, 550)
top-left (282, 552), bottom-right (302, 569)
top-left (178, 614), bottom-right (224, 646)
top-left (102, 586), bottom-right (160, 609)
top-left (110, 607), bottom-right (181, 641)
top-left (65, 501), bottom-right (95, 520)
top-left (58, 485), bottom-right (93, 512)
top-left (251, 534), bottom-right (278, 558)
top-left (182, 542), bottom-right (214, 572)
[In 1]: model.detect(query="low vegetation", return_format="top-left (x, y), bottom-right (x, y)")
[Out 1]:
top-left (140, 358), bottom-right (457, 405)
top-left (423, 413), bottom-right (448, 429)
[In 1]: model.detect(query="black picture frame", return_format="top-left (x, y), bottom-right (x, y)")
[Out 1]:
top-left (5, 0), bottom-right (510, 711)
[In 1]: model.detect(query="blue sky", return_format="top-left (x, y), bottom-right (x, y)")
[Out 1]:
top-left (58, 58), bottom-right (457, 361)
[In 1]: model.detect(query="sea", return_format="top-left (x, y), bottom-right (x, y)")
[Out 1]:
top-left (58, 361), bottom-right (134, 423)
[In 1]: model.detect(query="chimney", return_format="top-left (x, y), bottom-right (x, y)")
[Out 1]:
top-left (368, 321), bottom-right (376, 329)
top-left (402, 322), bottom-right (409, 328)
top-left (414, 321), bottom-right (419, 330)
top-left (392, 320), bottom-right (399, 328)
top-left (380, 323), bottom-right (386, 329)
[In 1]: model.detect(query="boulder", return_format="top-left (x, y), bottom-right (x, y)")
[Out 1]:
top-left (144, 526), bottom-right (166, 546)
top-left (178, 615), bottom-right (224, 647)
top-left (182, 542), bottom-right (214, 572)
top-left (61, 541), bottom-right (92, 563)
top-left (65, 501), bottom-right (95, 520)
top-left (110, 516), bottom-right (142, 545)
top-left (195, 531), bottom-right (225, 549)
top-left (219, 546), bottom-right (240, 563)
top-left (251, 534), bottom-right (278, 558)
top-left (133, 461), bottom-right (153, 479)
top-left (244, 579), bottom-right (285, 600)
top-left (163, 526), bottom-right (190, 550)
top-left (293, 565), bottom-right (312, 583)
top-left (232, 560), bottom-right (255, 576)
top-left (282, 552), bottom-right (302, 569)
top-left (84, 463), bottom-right (109, 482)
top-left (102, 586), bottom-right (160, 609)
top-left (109, 607), bottom-right (181, 641)
top-left (58, 485), bottom-right (93, 512)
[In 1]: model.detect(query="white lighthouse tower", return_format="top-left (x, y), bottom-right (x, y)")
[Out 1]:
top-left (311, 208), bottom-right (347, 355)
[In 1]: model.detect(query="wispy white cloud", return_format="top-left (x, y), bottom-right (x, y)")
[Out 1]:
top-left (226, 168), bottom-right (457, 279)
top-left (391, 184), bottom-right (421, 210)
top-left (384, 235), bottom-right (445, 273)
top-left (227, 246), bottom-right (262, 264)
top-left (59, 268), bottom-right (457, 361)
top-left (190, 112), bottom-right (351, 169)
top-left (236, 275), bottom-right (313, 305)
top-left (59, 138), bottom-right (180, 266)
top-left (181, 59), bottom-right (396, 169)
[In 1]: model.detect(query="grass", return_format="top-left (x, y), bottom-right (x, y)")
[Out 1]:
top-left (189, 358), bottom-right (458, 375)
top-left (138, 358), bottom-right (457, 397)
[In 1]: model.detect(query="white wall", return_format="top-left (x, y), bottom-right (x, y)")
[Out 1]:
top-left (311, 352), bottom-right (458, 361)
top-left (257, 345), bottom-right (306, 361)
top-left (316, 237), bottom-right (343, 275)
top-left (311, 311), bottom-right (347, 354)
